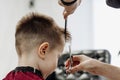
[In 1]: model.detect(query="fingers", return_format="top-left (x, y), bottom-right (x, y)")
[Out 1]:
top-left (63, 10), bottom-right (69, 19)
top-left (65, 56), bottom-right (79, 66)
top-left (66, 63), bottom-right (84, 73)
top-left (63, 12), bottom-right (68, 19)
top-left (63, 9), bottom-right (75, 19)
top-left (58, 0), bottom-right (81, 19)
top-left (65, 55), bottom-right (89, 73)
top-left (65, 55), bottom-right (81, 72)
top-left (65, 55), bottom-right (81, 66)
top-left (72, 55), bottom-right (81, 61)
top-left (65, 58), bottom-right (70, 67)
top-left (58, 0), bottom-right (68, 19)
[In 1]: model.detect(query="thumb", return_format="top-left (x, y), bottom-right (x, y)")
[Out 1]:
top-left (63, 10), bottom-right (68, 19)
top-left (70, 64), bottom-right (84, 73)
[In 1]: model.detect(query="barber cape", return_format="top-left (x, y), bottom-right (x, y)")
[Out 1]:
top-left (3, 66), bottom-right (44, 80)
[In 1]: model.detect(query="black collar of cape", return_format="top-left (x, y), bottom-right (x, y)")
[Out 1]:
top-left (14, 66), bottom-right (43, 78)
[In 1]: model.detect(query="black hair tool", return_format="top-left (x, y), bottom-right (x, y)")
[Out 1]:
top-left (64, 19), bottom-right (73, 71)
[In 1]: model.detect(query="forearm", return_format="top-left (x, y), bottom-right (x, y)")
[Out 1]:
top-left (96, 62), bottom-right (120, 80)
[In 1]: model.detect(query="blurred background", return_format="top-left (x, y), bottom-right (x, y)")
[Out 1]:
top-left (0, 0), bottom-right (120, 79)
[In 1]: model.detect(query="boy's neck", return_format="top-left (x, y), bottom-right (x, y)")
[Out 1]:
top-left (18, 54), bottom-right (47, 79)
top-left (18, 56), bottom-right (39, 70)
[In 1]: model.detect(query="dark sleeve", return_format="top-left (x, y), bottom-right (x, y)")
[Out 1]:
top-left (106, 0), bottom-right (120, 8)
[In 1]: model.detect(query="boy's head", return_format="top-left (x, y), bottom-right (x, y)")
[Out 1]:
top-left (15, 12), bottom-right (71, 78)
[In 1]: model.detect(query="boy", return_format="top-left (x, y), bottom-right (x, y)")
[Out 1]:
top-left (3, 12), bottom-right (71, 80)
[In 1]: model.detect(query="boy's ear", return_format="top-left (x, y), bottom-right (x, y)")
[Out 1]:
top-left (38, 42), bottom-right (49, 60)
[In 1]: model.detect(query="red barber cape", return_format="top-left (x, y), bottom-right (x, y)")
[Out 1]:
top-left (3, 66), bottom-right (44, 80)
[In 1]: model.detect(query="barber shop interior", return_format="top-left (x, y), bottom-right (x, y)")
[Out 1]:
top-left (1, 0), bottom-right (120, 80)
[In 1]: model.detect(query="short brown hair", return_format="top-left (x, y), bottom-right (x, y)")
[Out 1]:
top-left (15, 12), bottom-right (71, 56)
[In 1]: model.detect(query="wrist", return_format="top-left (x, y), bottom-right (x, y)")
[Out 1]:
top-left (86, 59), bottom-right (104, 75)
top-left (60, 0), bottom-right (77, 6)
top-left (63, 0), bottom-right (75, 2)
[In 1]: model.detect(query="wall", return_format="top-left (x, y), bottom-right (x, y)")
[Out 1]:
top-left (0, 0), bottom-right (30, 79)
top-left (0, 0), bottom-right (93, 79)
top-left (68, 0), bottom-right (93, 51)
top-left (93, 0), bottom-right (120, 66)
